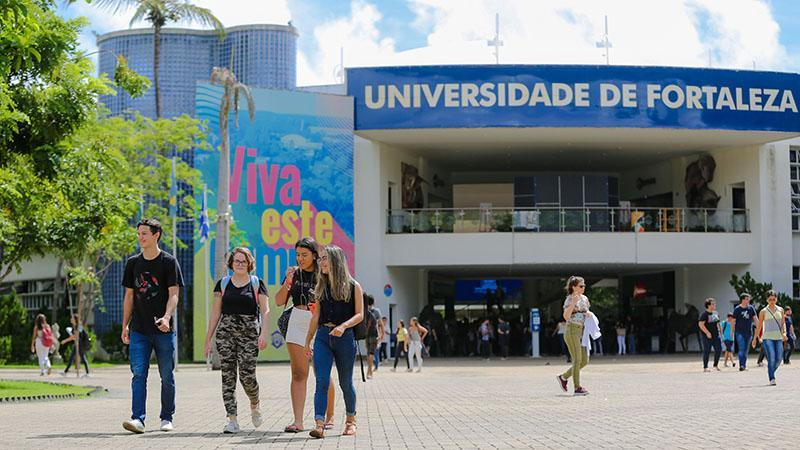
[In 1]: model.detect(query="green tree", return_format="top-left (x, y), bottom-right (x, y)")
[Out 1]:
top-left (210, 67), bottom-right (254, 280)
top-left (56, 113), bottom-right (206, 326)
top-left (94, 0), bottom-right (224, 118)
top-left (0, 0), bottom-right (148, 282)
top-left (0, 293), bottom-right (31, 362)
top-left (729, 272), bottom-right (795, 309)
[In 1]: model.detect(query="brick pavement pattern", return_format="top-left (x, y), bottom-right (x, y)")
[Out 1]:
top-left (1, 355), bottom-right (797, 449)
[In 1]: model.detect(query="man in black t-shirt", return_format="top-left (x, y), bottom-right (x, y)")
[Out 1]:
top-left (732, 293), bottom-right (759, 370)
top-left (121, 219), bottom-right (184, 434)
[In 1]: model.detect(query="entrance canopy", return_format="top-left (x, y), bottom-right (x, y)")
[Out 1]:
top-left (356, 127), bottom-right (794, 171)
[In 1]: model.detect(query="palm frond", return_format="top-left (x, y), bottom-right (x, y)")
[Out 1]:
top-left (236, 84), bottom-right (256, 122)
top-left (129, 3), bottom-right (153, 28)
top-left (92, 0), bottom-right (141, 15)
top-left (170, 3), bottom-right (225, 38)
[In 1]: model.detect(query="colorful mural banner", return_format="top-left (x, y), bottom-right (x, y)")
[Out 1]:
top-left (193, 84), bottom-right (354, 361)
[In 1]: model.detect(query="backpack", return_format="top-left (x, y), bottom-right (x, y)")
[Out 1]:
top-left (40, 326), bottom-right (54, 348)
top-left (353, 291), bottom-right (372, 341)
top-left (221, 275), bottom-right (262, 326)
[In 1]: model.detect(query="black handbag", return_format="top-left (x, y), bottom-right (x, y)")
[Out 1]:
top-left (277, 306), bottom-right (292, 337)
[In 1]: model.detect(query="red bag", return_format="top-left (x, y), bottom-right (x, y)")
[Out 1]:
top-left (40, 326), bottom-right (54, 348)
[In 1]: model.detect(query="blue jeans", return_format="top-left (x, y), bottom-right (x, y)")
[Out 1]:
top-left (313, 327), bottom-right (357, 421)
top-left (762, 339), bottom-right (783, 381)
top-left (701, 334), bottom-right (721, 369)
top-left (129, 330), bottom-right (176, 424)
top-left (735, 332), bottom-right (751, 368)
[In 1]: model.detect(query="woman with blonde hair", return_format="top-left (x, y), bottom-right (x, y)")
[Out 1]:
top-left (556, 276), bottom-right (592, 395)
top-left (305, 245), bottom-right (363, 439)
top-left (407, 317), bottom-right (428, 372)
top-left (30, 314), bottom-right (54, 376)
top-left (204, 247), bottom-right (269, 434)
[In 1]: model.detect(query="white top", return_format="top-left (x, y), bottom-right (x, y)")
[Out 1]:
top-left (563, 294), bottom-right (590, 325)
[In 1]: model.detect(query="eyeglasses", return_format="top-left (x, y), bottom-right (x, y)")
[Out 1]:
top-left (233, 259), bottom-right (248, 265)
top-left (578, 284), bottom-right (586, 288)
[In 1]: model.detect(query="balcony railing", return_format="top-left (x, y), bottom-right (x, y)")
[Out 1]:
top-left (19, 291), bottom-right (76, 312)
top-left (386, 207), bottom-right (749, 234)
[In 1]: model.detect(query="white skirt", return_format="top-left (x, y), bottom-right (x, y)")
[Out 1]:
top-left (286, 308), bottom-right (312, 346)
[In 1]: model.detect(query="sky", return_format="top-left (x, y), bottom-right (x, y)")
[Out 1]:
top-left (59, 0), bottom-right (800, 87)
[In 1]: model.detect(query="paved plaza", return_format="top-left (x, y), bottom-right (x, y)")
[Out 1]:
top-left (1, 355), bottom-right (798, 449)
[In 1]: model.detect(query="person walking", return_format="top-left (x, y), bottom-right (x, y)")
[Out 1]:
top-left (497, 317), bottom-right (510, 360)
top-left (60, 313), bottom-right (91, 377)
top-left (784, 306), bottom-right (795, 364)
top-left (625, 316), bottom-right (636, 354)
top-left (698, 298), bottom-right (723, 372)
top-left (407, 317), bottom-right (428, 372)
top-left (721, 313), bottom-right (736, 367)
top-left (305, 245), bottom-right (363, 439)
top-left (379, 317), bottom-right (389, 362)
top-left (121, 218), bottom-right (184, 434)
top-left (365, 294), bottom-right (384, 378)
top-left (752, 290), bottom-right (788, 385)
top-left (392, 320), bottom-right (410, 371)
top-left (615, 321), bottom-right (627, 355)
top-left (552, 319), bottom-right (570, 362)
top-left (479, 320), bottom-right (492, 361)
top-left (556, 276), bottom-right (591, 396)
top-left (732, 292), bottom-right (759, 371)
top-left (30, 314), bottom-right (54, 376)
top-left (274, 238), bottom-right (335, 433)
top-left (204, 247), bottom-right (269, 434)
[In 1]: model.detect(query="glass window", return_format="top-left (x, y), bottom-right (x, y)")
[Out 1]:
top-left (792, 147), bottom-right (800, 231)
top-left (794, 266), bottom-right (800, 300)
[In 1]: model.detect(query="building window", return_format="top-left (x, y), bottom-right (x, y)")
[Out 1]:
top-left (792, 147), bottom-right (800, 231)
top-left (794, 266), bottom-right (800, 300)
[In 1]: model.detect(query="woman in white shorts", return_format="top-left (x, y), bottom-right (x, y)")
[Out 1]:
top-left (275, 237), bottom-right (334, 432)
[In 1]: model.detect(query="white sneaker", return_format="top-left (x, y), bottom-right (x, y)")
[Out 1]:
top-left (81, 373), bottom-right (91, 378)
top-left (223, 420), bottom-right (240, 434)
top-left (160, 420), bottom-right (174, 432)
top-left (122, 419), bottom-right (145, 434)
top-left (251, 407), bottom-right (263, 428)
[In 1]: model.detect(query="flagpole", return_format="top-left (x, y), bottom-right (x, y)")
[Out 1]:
top-left (171, 156), bottom-right (179, 371)
top-left (203, 187), bottom-right (212, 370)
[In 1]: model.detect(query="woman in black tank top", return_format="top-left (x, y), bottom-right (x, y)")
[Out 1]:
top-left (305, 245), bottom-right (364, 439)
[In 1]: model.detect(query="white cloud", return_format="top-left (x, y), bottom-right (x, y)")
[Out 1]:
top-left (298, 0), bottom-right (789, 86)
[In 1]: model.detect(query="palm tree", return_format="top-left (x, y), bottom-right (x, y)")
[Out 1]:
top-left (210, 67), bottom-right (255, 280)
top-left (95, 0), bottom-right (224, 118)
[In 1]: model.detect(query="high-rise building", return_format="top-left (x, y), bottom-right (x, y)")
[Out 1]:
top-left (93, 24), bottom-right (298, 334)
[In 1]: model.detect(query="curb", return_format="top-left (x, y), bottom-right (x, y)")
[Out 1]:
top-left (0, 381), bottom-right (107, 404)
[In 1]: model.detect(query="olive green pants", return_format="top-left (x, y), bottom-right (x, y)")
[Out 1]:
top-left (561, 323), bottom-right (588, 389)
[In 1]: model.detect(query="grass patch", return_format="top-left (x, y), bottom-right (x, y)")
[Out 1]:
top-left (0, 380), bottom-right (94, 400)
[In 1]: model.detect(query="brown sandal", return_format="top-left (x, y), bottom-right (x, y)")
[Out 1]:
top-left (342, 421), bottom-right (357, 436)
top-left (309, 425), bottom-right (324, 439)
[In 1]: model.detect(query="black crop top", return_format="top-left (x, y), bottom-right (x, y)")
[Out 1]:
top-left (213, 278), bottom-right (267, 316)
top-left (283, 269), bottom-right (317, 307)
top-left (318, 281), bottom-right (356, 326)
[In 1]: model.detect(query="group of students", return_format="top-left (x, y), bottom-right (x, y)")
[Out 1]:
top-left (119, 219), bottom-right (366, 439)
top-left (30, 313), bottom-right (91, 377)
top-left (698, 292), bottom-right (795, 385)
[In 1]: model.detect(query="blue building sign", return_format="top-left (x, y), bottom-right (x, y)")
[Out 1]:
top-left (347, 65), bottom-right (800, 132)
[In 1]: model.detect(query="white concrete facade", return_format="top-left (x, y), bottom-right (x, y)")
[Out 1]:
top-left (353, 130), bottom-right (799, 324)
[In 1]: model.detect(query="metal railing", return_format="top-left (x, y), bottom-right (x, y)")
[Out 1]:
top-left (19, 291), bottom-right (76, 311)
top-left (386, 207), bottom-right (750, 234)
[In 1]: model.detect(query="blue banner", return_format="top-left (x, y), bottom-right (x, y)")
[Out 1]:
top-left (347, 65), bottom-right (800, 132)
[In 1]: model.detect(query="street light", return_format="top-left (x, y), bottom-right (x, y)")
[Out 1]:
top-left (595, 15), bottom-right (612, 65)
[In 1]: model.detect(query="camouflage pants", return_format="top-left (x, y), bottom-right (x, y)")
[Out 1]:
top-left (216, 314), bottom-right (260, 417)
